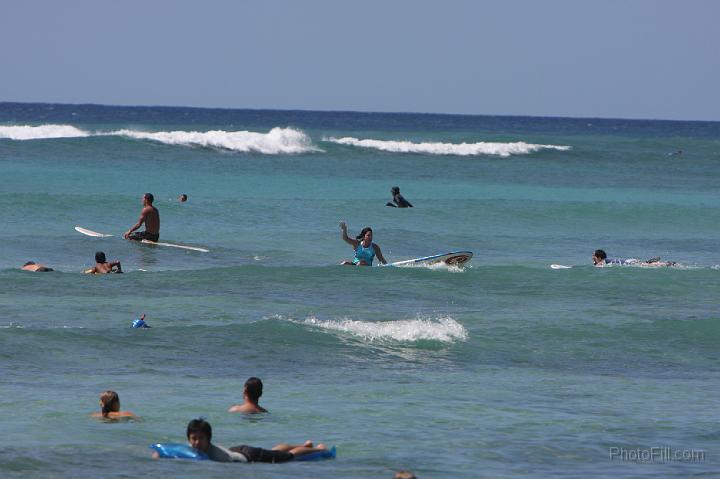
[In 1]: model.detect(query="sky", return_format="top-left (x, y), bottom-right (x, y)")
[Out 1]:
top-left (1, 0), bottom-right (719, 121)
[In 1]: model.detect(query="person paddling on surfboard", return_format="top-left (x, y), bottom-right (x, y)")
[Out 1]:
top-left (85, 251), bottom-right (123, 274)
top-left (592, 249), bottom-right (676, 267)
top-left (123, 193), bottom-right (160, 242)
top-left (385, 186), bottom-right (413, 208)
top-left (339, 222), bottom-right (387, 266)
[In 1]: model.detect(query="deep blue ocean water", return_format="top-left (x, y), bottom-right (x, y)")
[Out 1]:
top-left (1, 102), bottom-right (718, 478)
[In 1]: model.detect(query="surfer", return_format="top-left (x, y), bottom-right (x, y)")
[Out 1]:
top-left (91, 391), bottom-right (137, 420)
top-left (592, 249), bottom-right (675, 267)
top-left (21, 261), bottom-right (54, 272)
top-left (85, 251), bottom-right (123, 274)
top-left (154, 418), bottom-right (329, 462)
top-left (123, 193), bottom-right (160, 242)
top-left (339, 222), bottom-right (387, 266)
top-left (386, 186), bottom-right (413, 208)
top-left (229, 377), bottom-right (268, 414)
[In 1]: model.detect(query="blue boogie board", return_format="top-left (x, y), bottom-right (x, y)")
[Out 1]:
top-left (150, 443), bottom-right (208, 460)
top-left (387, 251), bottom-right (473, 267)
top-left (294, 446), bottom-right (337, 461)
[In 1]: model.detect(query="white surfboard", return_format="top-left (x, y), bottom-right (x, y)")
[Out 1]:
top-left (75, 226), bottom-right (113, 238)
top-left (75, 226), bottom-right (209, 253)
top-left (388, 251), bottom-right (473, 267)
top-left (140, 239), bottom-right (209, 253)
top-left (550, 264), bottom-right (573, 269)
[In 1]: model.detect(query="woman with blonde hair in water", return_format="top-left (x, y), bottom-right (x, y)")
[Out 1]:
top-left (91, 391), bottom-right (138, 420)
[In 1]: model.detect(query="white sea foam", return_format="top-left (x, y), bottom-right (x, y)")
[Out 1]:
top-left (325, 136), bottom-right (571, 157)
top-left (0, 124), bottom-right (90, 140)
top-left (114, 127), bottom-right (321, 154)
top-left (300, 315), bottom-right (468, 343)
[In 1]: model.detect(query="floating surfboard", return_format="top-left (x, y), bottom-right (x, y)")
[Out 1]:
top-left (550, 264), bottom-right (573, 269)
top-left (387, 251), bottom-right (473, 267)
top-left (75, 226), bottom-right (113, 238)
top-left (74, 226), bottom-right (209, 253)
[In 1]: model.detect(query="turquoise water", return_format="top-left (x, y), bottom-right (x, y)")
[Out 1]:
top-left (1, 103), bottom-right (718, 478)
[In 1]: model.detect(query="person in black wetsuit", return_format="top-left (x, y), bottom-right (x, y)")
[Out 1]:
top-left (386, 186), bottom-right (413, 208)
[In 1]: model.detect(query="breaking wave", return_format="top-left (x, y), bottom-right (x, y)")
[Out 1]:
top-left (299, 315), bottom-right (468, 343)
top-left (325, 136), bottom-right (571, 157)
top-left (113, 127), bottom-right (320, 154)
top-left (0, 123), bottom-right (320, 154)
top-left (0, 124), bottom-right (90, 140)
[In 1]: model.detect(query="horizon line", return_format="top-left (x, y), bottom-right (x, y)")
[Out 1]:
top-left (0, 100), bottom-right (718, 125)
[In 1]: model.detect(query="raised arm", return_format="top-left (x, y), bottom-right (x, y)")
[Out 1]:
top-left (339, 222), bottom-right (359, 248)
top-left (373, 243), bottom-right (388, 265)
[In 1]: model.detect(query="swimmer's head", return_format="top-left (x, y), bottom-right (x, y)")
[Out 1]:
top-left (95, 251), bottom-right (107, 263)
top-left (244, 377), bottom-right (263, 402)
top-left (24, 261), bottom-right (36, 266)
top-left (179, 194), bottom-right (187, 202)
top-left (355, 227), bottom-right (373, 242)
top-left (143, 193), bottom-right (154, 205)
top-left (187, 418), bottom-right (212, 452)
top-left (391, 186), bottom-right (400, 195)
top-left (395, 471), bottom-right (417, 479)
top-left (592, 249), bottom-right (607, 265)
top-left (100, 390), bottom-right (120, 417)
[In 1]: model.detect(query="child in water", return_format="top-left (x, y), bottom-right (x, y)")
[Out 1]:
top-left (157, 418), bottom-right (328, 462)
top-left (91, 391), bottom-right (138, 420)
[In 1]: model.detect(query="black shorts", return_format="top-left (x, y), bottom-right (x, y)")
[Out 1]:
top-left (229, 445), bottom-right (294, 463)
top-left (128, 231), bottom-right (159, 242)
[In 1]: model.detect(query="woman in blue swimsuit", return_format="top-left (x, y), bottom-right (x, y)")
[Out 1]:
top-left (339, 222), bottom-right (387, 266)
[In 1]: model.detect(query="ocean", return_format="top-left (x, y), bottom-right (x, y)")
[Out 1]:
top-left (0, 102), bottom-right (718, 478)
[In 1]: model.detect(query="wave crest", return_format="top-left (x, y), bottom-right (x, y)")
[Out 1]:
top-left (325, 136), bottom-right (571, 157)
top-left (0, 124), bottom-right (90, 140)
top-left (114, 127), bottom-right (320, 154)
top-left (300, 315), bottom-right (468, 343)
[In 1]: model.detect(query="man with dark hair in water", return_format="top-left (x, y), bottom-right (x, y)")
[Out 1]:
top-left (386, 186), bottom-right (413, 208)
top-left (124, 193), bottom-right (160, 242)
top-left (592, 249), bottom-right (675, 267)
top-left (164, 418), bottom-right (329, 463)
top-left (85, 251), bottom-right (122, 274)
top-left (229, 377), bottom-right (268, 414)
top-left (21, 261), bottom-right (53, 272)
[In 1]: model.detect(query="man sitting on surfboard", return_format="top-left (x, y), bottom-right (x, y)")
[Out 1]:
top-left (339, 222), bottom-right (387, 266)
top-left (123, 193), bottom-right (160, 242)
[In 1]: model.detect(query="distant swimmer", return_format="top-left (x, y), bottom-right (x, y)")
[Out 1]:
top-left (21, 261), bottom-right (54, 272)
top-left (668, 149), bottom-right (683, 157)
top-left (152, 418), bottom-right (329, 462)
top-left (386, 186), bottom-right (413, 208)
top-left (592, 249), bottom-right (676, 267)
top-left (91, 390), bottom-right (138, 420)
top-left (339, 222), bottom-right (387, 266)
top-left (179, 194), bottom-right (187, 203)
top-left (132, 313), bottom-right (151, 328)
top-left (123, 193), bottom-right (160, 242)
top-left (85, 251), bottom-right (123, 274)
top-left (229, 377), bottom-right (268, 414)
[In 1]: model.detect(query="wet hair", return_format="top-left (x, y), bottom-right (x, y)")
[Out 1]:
top-left (355, 227), bottom-right (372, 241)
top-left (244, 377), bottom-right (263, 402)
top-left (100, 390), bottom-right (120, 417)
top-left (391, 186), bottom-right (400, 195)
top-left (95, 251), bottom-right (107, 263)
top-left (179, 194), bottom-right (187, 202)
top-left (24, 261), bottom-right (36, 266)
top-left (593, 249), bottom-right (607, 260)
top-left (144, 193), bottom-right (154, 204)
top-left (187, 418), bottom-right (212, 441)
